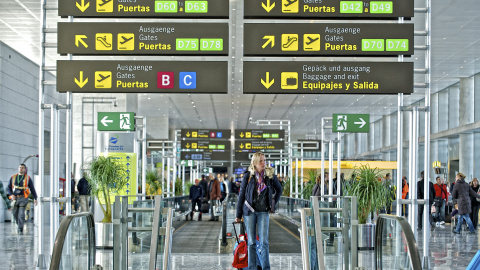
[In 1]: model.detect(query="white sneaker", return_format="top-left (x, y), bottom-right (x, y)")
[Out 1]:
top-left (440, 221), bottom-right (446, 225)
top-left (436, 222), bottom-right (440, 226)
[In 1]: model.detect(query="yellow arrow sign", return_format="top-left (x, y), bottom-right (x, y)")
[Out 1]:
top-left (76, 0), bottom-right (90, 12)
top-left (186, 132), bottom-right (191, 137)
top-left (262, 0), bottom-right (275, 12)
top-left (262, 35), bottom-right (275, 49)
top-left (75, 35), bottom-right (88, 48)
top-left (74, 71), bottom-right (88, 88)
top-left (240, 143), bottom-right (244, 149)
top-left (186, 143), bottom-right (190, 149)
top-left (240, 132), bottom-right (244, 138)
top-left (261, 72), bottom-right (274, 89)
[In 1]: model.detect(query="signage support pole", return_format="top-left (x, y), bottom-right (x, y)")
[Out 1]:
top-left (337, 133), bottom-right (341, 197)
top-left (328, 140), bottom-right (333, 202)
top-left (321, 119), bottom-right (325, 198)
top-left (295, 157), bottom-right (299, 199)
top-left (397, 93), bottom-right (404, 218)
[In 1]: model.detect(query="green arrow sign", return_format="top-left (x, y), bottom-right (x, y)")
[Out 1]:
top-left (98, 112), bottom-right (135, 131)
top-left (332, 114), bottom-right (369, 133)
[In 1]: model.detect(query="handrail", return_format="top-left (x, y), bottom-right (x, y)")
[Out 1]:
top-left (49, 212), bottom-right (95, 270)
top-left (375, 214), bottom-right (422, 270)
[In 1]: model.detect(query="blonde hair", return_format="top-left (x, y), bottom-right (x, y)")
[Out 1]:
top-left (249, 152), bottom-right (265, 173)
top-left (457, 172), bottom-right (466, 180)
top-left (471, 177), bottom-right (479, 186)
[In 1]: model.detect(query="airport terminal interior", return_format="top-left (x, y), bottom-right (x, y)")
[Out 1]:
top-left (1, 0), bottom-right (480, 269)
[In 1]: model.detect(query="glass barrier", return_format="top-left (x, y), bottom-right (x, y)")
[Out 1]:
top-left (375, 214), bottom-right (422, 270)
top-left (162, 195), bottom-right (190, 219)
top-left (223, 193), bottom-right (239, 239)
top-left (277, 196), bottom-right (311, 225)
top-left (50, 213), bottom-right (96, 270)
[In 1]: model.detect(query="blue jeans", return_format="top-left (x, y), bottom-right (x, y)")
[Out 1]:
top-left (244, 211), bottom-right (270, 270)
top-left (455, 213), bottom-right (475, 233)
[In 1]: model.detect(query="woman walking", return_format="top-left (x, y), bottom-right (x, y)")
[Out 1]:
top-left (452, 173), bottom-right (480, 234)
top-left (235, 152), bottom-right (282, 270)
top-left (469, 178), bottom-right (480, 229)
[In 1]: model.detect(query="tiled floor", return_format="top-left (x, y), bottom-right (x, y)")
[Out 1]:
top-left (1, 221), bottom-right (479, 269)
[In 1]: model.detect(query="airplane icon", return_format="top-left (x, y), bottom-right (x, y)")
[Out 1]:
top-left (284, 0), bottom-right (297, 7)
top-left (119, 36), bottom-right (133, 45)
top-left (98, 0), bottom-right (112, 7)
top-left (306, 36), bottom-right (319, 45)
top-left (97, 73), bottom-right (111, 82)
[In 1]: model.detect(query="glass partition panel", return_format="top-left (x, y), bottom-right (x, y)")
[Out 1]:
top-left (277, 196), bottom-right (311, 224)
top-left (375, 214), bottom-right (422, 270)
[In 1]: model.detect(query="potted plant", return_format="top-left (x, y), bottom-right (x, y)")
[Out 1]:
top-left (344, 164), bottom-right (392, 250)
top-left (146, 170), bottom-right (162, 198)
top-left (85, 155), bottom-right (128, 247)
top-left (302, 170), bottom-right (319, 200)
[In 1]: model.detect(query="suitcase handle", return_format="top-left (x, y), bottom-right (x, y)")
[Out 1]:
top-left (232, 221), bottom-right (247, 244)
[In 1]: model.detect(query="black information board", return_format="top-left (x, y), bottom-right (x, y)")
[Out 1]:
top-left (244, 23), bottom-right (413, 57)
top-left (181, 151), bottom-right (230, 161)
top-left (235, 141), bottom-right (285, 150)
top-left (243, 61), bottom-right (413, 94)
top-left (57, 60), bottom-right (228, 93)
top-left (244, 0), bottom-right (414, 19)
top-left (180, 129), bottom-right (231, 139)
top-left (181, 140), bottom-right (231, 150)
top-left (235, 129), bottom-right (285, 140)
top-left (59, 0), bottom-right (229, 18)
top-left (58, 22), bottom-right (228, 56)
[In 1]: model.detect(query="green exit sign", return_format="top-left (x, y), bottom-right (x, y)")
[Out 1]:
top-left (97, 112), bottom-right (135, 131)
top-left (332, 114), bottom-right (370, 133)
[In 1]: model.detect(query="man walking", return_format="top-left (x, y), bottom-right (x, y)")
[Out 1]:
top-left (199, 174), bottom-right (208, 199)
top-left (77, 172), bottom-right (91, 212)
top-left (189, 179), bottom-right (203, 221)
top-left (7, 164), bottom-right (37, 234)
top-left (417, 171), bottom-right (435, 231)
top-left (433, 176), bottom-right (448, 225)
top-left (208, 174), bottom-right (221, 221)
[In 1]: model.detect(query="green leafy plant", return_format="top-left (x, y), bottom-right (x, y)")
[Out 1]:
top-left (85, 156), bottom-right (128, 223)
top-left (344, 165), bottom-right (392, 224)
top-left (184, 182), bottom-right (194, 195)
top-left (175, 178), bottom-right (183, 196)
top-left (146, 170), bottom-right (162, 196)
top-left (302, 170), bottom-right (319, 200)
top-left (282, 177), bottom-right (291, 197)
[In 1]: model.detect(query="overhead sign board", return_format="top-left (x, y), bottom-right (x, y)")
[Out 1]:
top-left (56, 60), bottom-right (228, 93)
top-left (235, 141), bottom-right (285, 150)
top-left (181, 151), bottom-right (230, 161)
top-left (244, 23), bottom-right (413, 56)
top-left (180, 129), bottom-right (231, 139)
top-left (235, 129), bottom-right (285, 140)
top-left (181, 140), bottom-right (230, 150)
top-left (58, 0), bottom-right (229, 18)
top-left (243, 61), bottom-right (413, 94)
top-left (58, 22), bottom-right (228, 56)
top-left (97, 112), bottom-right (135, 131)
top-left (332, 114), bottom-right (370, 133)
top-left (244, 0), bottom-right (414, 19)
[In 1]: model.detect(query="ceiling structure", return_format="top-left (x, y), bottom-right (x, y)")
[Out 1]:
top-left (0, 0), bottom-right (479, 140)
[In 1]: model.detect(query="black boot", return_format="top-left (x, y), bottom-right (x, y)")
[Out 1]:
top-left (190, 211), bottom-right (194, 220)
top-left (198, 212), bottom-right (202, 221)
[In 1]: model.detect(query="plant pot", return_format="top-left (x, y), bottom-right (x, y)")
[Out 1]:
top-left (357, 223), bottom-right (375, 250)
top-left (95, 222), bottom-right (114, 248)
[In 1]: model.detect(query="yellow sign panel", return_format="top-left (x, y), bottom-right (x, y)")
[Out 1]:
top-left (282, 0), bottom-right (299, 13)
top-left (117, 33), bottom-right (135, 50)
top-left (246, 132), bottom-right (251, 138)
top-left (100, 152), bottom-right (137, 205)
top-left (97, 0), bottom-right (113, 12)
top-left (304, 34), bottom-right (320, 51)
top-left (192, 143), bottom-right (197, 149)
top-left (96, 33), bottom-right (113, 50)
top-left (192, 132), bottom-right (198, 137)
top-left (95, 71), bottom-right (112, 88)
top-left (246, 143), bottom-right (252, 149)
top-left (281, 34), bottom-right (298, 51)
top-left (281, 72), bottom-right (298, 89)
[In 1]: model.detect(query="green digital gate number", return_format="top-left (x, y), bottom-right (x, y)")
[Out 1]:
top-left (362, 39), bottom-right (409, 52)
top-left (185, 1), bottom-right (208, 13)
top-left (176, 38), bottom-right (223, 51)
top-left (386, 39), bottom-right (408, 51)
top-left (340, 1), bottom-right (363, 13)
top-left (370, 1), bottom-right (393, 14)
top-left (155, 1), bottom-right (178, 13)
top-left (362, 39), bottom-right (384, 51)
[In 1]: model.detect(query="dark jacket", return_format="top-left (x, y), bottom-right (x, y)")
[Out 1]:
top-left (199, 179), bottom-right (208, 198)
top-left (77, 177), bottom-right (91, 195)
top-left (471, 185), bottom-right (480, 207)
top-left (189, 185), bottom-right (203, 201)
top-left (452, 179), bottom-right (480, 215)
top-left (417, 179), bottom-right (435, 205)
top-left (236, 170), bottom-right (282, 219)
top-left (7, 174), bottom-right (37, 199)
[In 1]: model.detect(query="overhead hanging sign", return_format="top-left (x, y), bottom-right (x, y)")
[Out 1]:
top-left (58, 0), bottom-right (229, 18)
top-left (181, 151), bottom-right (230, 161)
top-left (97, 112), bottom-right (135, 131)
top-left (244, 23), bottom-right (413, 56)
top-left (181, 140), bottom-right (230, 150)
top-left (56, 60), bottom-right (228, 93)
top-left (58, 22), bottom-right (228, 56)
top-left (243, 61), bottom-right (413, 94)
top-left (244, 0), bottom-right (414, 19)
top-left (235, 129), bottom-right (285, 140)
top-left (332, 114), bottom-right (370, 133)
top-left (235, 140), bottom-right (285, 150)
top-left (180, 129), bottom-right (231, 139)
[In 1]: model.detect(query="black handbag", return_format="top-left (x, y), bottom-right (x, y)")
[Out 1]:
top-left (201, 201), bottom-right (210, 213)
top-left (433, 197), bottom-right (443, 206)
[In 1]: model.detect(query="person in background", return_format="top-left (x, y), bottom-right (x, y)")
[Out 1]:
top-left (199, 174), bottom-right (208, 199)
top-left (0, 181), bottom-right (12, 211)
top-left (235, 152), bottom-right (282, 270)
top-left (219, 176), bottom-right (227, 202)
top-left (228, 177), bottom-right (238, 195)
top-left (433, 176), bottom-right (448, 225)
top-left (77, 172), bottom-right (91, 212)
top-left (452, 173), bottom-right (480, 234)
top-left (417, 171), bottom-right (435, 231)
top-left (7, 164), bottom-right (38, 234)
top-left (189, 179), bottom-right (203, 221)
top-left (311, 175), bottom-right (322, 197)
top-left (208, 174), bottom-right (221, 221)
top-left (402, 176), bottom-right (409, 216)
top-left (469, 178), bottom-right (480, 229)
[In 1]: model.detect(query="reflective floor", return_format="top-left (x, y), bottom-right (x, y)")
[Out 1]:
top-left (1, 221), bottom-right (479, 269)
